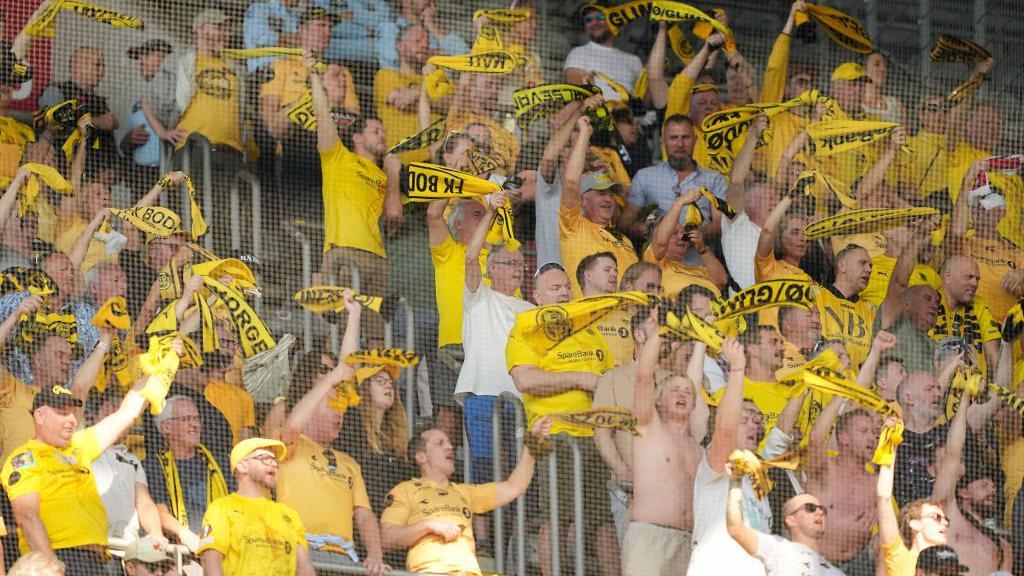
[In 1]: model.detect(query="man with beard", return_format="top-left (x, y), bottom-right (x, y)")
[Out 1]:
top-left (932, 255), bottom-right (1001, 375)
top-left (777, 306), bottom-right (822, 376)
top-left (945, 467), bottom-right (1013, 574)
top-left (559, 116), bottom-right (637, 297)
top-left (374, 24), bottom-right (432, 162)
top-left (563, 5), bottom-right (643, 102)
top-left (893, 372), bottom-right (947, 506)
top-left (877, 227), bottom-right (941, 374)
top-left (727, 486), bottom-right (843, 576)
top-left (276, 348), bottom-right (386, 574)
top-left (198, 438), bottom-right (313, 576)
top-left (620, 115), bottom-right (728, 238)
top-left (710, 325), bottom-right (788, 446)
top-left (621, 323), bottom-right (706, 574)
top-left (816, 244), bottom-right (876, 368)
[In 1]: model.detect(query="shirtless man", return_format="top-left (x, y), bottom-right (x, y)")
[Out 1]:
top-left (934, 390), bottom-right (1013, 575)
top-left (806, 332), bottom-right (893, 574)
top-left (622, 318), bottom-right (705, 574)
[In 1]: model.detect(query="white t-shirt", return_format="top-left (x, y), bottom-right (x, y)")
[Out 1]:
top-left (563, 42), bottom-right (643, 102)
top-left (93, 443), bottom-right (148, 540)
top-left (721, 211), bottom-right (762, 291)
top-left (455, 282), bottom-right (535, 401)
top-left (688, 453), bottom-right (772, 575)
top-left (755, 532), bottom-right (846, 576)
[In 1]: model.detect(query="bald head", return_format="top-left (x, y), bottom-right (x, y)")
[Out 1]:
top-left (941, 255), bottom-right (980, 306)
top-left (782, 492), bottom-right (826, 541)
top-left (71, 46), bottom-right (105, 89)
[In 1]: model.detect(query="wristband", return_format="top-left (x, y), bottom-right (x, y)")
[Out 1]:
top-left (96, 340), bottom-right (110, 352)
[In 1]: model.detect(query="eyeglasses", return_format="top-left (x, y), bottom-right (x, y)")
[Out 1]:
top-left (318, 363), bottom-right (333, 375)
top-left (493, 260), bottom-right (529, 271)
top-left (583, 12), bottom-right (606, 23)
top-left (248, 454), bottom-right (280, 467)
top-left (790, 502), bottom-right (827, 516)
top-left (922, 512), bottom-right (949, 525)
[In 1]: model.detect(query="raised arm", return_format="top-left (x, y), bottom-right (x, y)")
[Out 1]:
top-left (495, 418), bottom-right (549, 507)
top-left (0, 166), bottom-right (30, 237)
top-left (876, 458), bottom-right (900, 547)
top-left (280, 361), bottom-right (357, 446)
top-left (634, 310), bottom-right (661, 427)
top-left (806, 395), bottom-right (844, 481)
top-left (932, 391), bottom-right (972, 504)
top-left (948, 159), bottom-right (987, 251)
top-left (879, 220), bottom-right (931, 328)
top-left (561, 115), bottom-right (593, 213)
top-left (666, 33), bottom-right (724, 118)
top-left (775, 129), bottom-right (810, 186)
top-left (860, 330), bottom-right (897, 389)
top-left (707, 338), bottom-right (745, 471)
top-left (726, 465), bottom-right (760, 555)
top-left (70, 327), bottom-right (113, 402)
top-left (761, 0), bottom-right (805, 103)
top-left (69, 115), bottom-right (92, 193)
top-left (68, 209), bottom-right (108, 271)
top-left (306, 53), bottom-right (340, 152)
top-left (465, 192), bottom-right (506, 294)
top-left (647, 22), bottom-right (669, 109)
top-left (756, 193), bottom-right (793, 259)
top-left (539, 100), bottom-right (586, 184)
top-left (728, 114), bottom-right (767, 211)
top-left (651, 189), bottom-right (700, 260)
top-left (858, 128), bottom-right (905, 203)
top-left (93, 351), bottom-right (181, 453)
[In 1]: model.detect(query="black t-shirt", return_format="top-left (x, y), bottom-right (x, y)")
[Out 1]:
top-left (894, 423), bottom-right (949, 507)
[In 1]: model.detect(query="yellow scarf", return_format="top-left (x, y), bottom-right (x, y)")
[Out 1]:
top-left (512, 291), bottom-right (649, 354)
top-left (402, 163), bottom-right (503, 202)
top-left (805, 119), bottom-right (903, 157)
top-left (427, 51), bottom-right (524, 74)
top-left (713, 279), bottom-right (817, 322)
top-left (795, 4), bottom-right (873, 54)
top-left (650, 1), bottom-right (732, 39)
top-left (158, 445), bottom-right (228, 528)
top-left (804, 207), bottom-right (938, 241)
top-left (929, 34), bottom-right (991, 63)
top-left (512, 83), bottom-right (601, 130)
top-left (17, 163), bottom-right (74, 217)
top-left (27, 0), bottom-right (142, 37)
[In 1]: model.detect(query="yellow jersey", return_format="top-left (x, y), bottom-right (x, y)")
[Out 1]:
top-left (930, 290), bottom-right (1000, 349)
top-left (0, 372), bottom-right (37, 467)
top-left (204, 380), bottom-right (255, 447)
top-left (382, 478), bottom-right (496, 576)
top-left (430, 236), bottom-right (491, 349)
top-left (0, 116), bottom-right (34, 186)
top-left (967, 236), bottom-right (1024, 322)
top-left (373, 68), bottom-right (430, 163)
top-left (643, 245), bottom-right (720, 298)
top-left (593, 307), bottom-right (634, 368)
top-left (880, 537), bottom-right (918, 576)
top-left (559, 203), bottom-right (638, 298)
top-left (2, 429), bottom-right (107, 554)
top-left (321, 141), bottom-right (388, 257)
top-left (261, 56), bottom-right (358, 113)
top-left (198, 493), bottom-right (307, 576)
top-left (277, 434), bottom-right (369, 545)
top-left (506, 314), bottom-right (613, 437)
top-left (816, 284), bottom-right (876, 368)
top-left (177, 56), bottom-right (242, 151)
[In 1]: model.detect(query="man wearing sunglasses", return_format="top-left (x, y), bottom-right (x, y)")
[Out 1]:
top-left (726, 468), bottom-right (843, 576)
top-left (198, 438), bottom-right (313, 576)
top-left (563, 5), bottom-right (642, 102)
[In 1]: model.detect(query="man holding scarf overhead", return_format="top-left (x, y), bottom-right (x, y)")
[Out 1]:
top-left (564, 4), bottom-right (643, 102)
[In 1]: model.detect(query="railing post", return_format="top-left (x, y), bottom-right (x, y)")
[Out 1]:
top-left (401, 297), bottom-right (415, 427)
top-left (293, 228), bottom-right (313, 351)
top-left (514, 402), bottom-right (526, 576)
top-left (571, 438), bottom-right (584, 576)
top-left (492, 396), bottom-right (505, 573)
top-left (200, 140), bottom-right (214, 252)
top-left (231, 171), bottom-right (263, 260)
top-left (548, 445), bottom-right (560, 576)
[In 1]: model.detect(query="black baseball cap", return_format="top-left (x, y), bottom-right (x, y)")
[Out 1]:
top-left (32, 385), bottom-right (83, 412)
top-left (916, 546), bottom-right (968, 574)
top-left (128, 39), bottom-right (173, 61)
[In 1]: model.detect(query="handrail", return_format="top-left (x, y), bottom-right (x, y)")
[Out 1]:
top-left (311, 562), bottom-right (418, 575)
top-left (230, 170), bottom-right (264, 260)
top-left (291, 227), bottom-right (314, 351)
top-left (178, 136), bottom-right (214, 252)
top-left (399, 296), bottom-right (416, 430)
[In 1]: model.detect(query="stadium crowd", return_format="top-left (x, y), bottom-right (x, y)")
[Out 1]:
top-left (0, 0), bottom-right (1021, 575)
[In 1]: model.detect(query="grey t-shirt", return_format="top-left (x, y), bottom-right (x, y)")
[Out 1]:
top-left (534, 166), bottom-right (563, 268)
top-left (755, 532), bottom-right (846, 576)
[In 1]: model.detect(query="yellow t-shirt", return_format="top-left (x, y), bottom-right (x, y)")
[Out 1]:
top-left (816, 285), bottom-right (877, 368)
top-left (559, 203), bottom-right (638, 298)
top-left (778, 339), bottom-right (808, 380)
top-left (430, 236), bottom-right (491, 349)
top-left (506, 313), bottom-right (613, 436)
top-left (897, 130), bottom-right (947, 199)
top-left (710, 375), bottom-right (826, 450)
top-left (198, 493), bottom-right (307, 576)
top-left (2, 429), bottom-right (106, 553)
top-left (643, 245), bottom-right (720, 298)
top-left (968, 235), bottom-right (1024, 322)
top-left (754, 252), bottom-right (811, 327)
top-left (204, 380), bottom-right (255, 447)
top-left (373, 68), bottom-right (430, 163)
top-left (177, 56), bottom-right (242, 151)
top-left (0, 372), bottom-right (37, 467)
top-left (880, 538), bottom-right (918, 576)
top-left (593, 307), bottom-right (634, 368)
top-left (382, 478), bottom-right (496, 576)
top-left (277, 434), bottom-right (369, 544)
top-left (0, 116), bottom-right (34, 186)
top-left (54, 216), bottom-right (117, 274)
top-left (261, 56), bottom-right (358, 113)
top-left (320, 141), bottom-right (388, 257)
top-left (930, 290), bottom-right (1001, 349)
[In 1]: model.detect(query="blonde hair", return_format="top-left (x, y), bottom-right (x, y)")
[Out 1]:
top-left (9, 551), bottom-right (66, 575)
top-left (359, 372), bottom-right (410, 461)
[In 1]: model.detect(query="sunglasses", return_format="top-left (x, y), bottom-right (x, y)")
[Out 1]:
top-left (922, 512), bottom-right (949, 525)
top-left (583, 12), bottom-right (606, 23)
top-left (791, 502), bottom-right (827, 516)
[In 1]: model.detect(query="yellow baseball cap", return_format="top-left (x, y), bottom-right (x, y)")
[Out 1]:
top-left (831, 62), bottom-right (867, 82)
top-left (230, 437), bottom-right (286, 471)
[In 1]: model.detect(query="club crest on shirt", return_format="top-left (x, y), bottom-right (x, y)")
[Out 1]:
top-left (10, 452), bottom-right (34, 470)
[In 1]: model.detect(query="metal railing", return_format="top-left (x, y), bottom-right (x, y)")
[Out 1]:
top-left (230, 170), bottom-right (263, 260)
top-left (178, 136), bottom-right (214, 253)
top-left (291, 226), bottom-right (314, 352)
top-left (311, 562), bottom-right (418, 575)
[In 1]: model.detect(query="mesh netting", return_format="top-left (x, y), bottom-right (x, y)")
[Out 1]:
top-left (0, 0), bottom-right (1022, 574)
